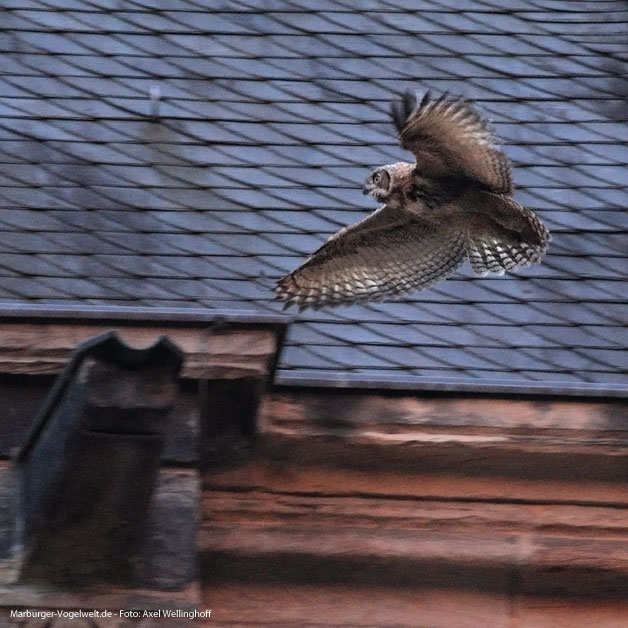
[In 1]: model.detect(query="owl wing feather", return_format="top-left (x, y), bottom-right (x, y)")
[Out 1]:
top-left (451, 189), bottom-right (550, 275)
top-left (391, 90), bottom-right (513, 194)
top-left (275, 205), bottom-right (466, 309)
top-left (455, 188), bottom-right (551, 247)
top-left (466, 237), bottom-right (547, 276)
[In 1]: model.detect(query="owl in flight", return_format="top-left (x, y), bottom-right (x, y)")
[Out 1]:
top-left (275, 90), bottom-right (550, 310)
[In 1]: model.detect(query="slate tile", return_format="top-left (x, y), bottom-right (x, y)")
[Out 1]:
top-left (94, 276), bottom-right (185, 300)
top-left (260, 231), bottom-right (326, 255)
top-left (419, 345), bottom-right (504, 370)
top-left (553, 233), bottom-right (626, 257)
top-left (36, 275), bottom-right (117, 299)
top-left (583, 349), bottom-right (627, 370)
top-left (131, 209), bottom-right (221, 233)
top-left (69, 32), bottom-right (151, 56)
top-left (582, 371), bottom-right (628, 385)
top-left (505, 370), bottom-right (587, 384)
top-left (261, 209), bottom-right (339, 233)
top-left (280, 345), bottom-right (338, 370)
top-left (113, 11), bottom-right (194, 33)
top-left (65, 209), bottom-right (164, 233)
top-left (134, 277), bottom-right (223, 300)
top-left (301, 322), bottom-right (394, 346)
top-left (0, 186), bottom-right (74, 209)
top-left (532, 300), bottom-right (619, 326)
top-left (64, 9), bottom-right (146, 33)
top-left (127, 0), bottom-right (203, 10)
top-left (221, 12), bottom-right (304, 35)
top-left (0, 208), bottom-right (69, 231)
top-left (13, 31), bottom-right (94, 55)
top-left (363, 344), bottom-right (452, 369)
top-left (0, 0), bottom-right (46, 8)
top-left (0, 276), bottom-right (75, 299)
top-left (207, 186), bottom-right (284, 210)
top-left (0, 121), bottom-right (79, 146)
top-left (36, 253), bottom-right (130, 278)
top-left (35, 0), bottom-right (94, 9)
top-left (311, 343), bottom-right (400, 369)
top-left (520, 347), bottom-right (617, 372)
top-left (285, 323), bottom-right (337, 346)
top-left (547, 211), bottom-right (625, 234)
top-left (214, 210), bottom-right (289, 234)
top-left (419, 323), bottom-right (547, 350)
top-left (0, 0), bottom-right (625, 391)
top-left (15, 9), bottom-right (92, 32)
top-left (0, 252), bottom-right (66, 277)
top-left (449, 346), bottom-right (544, 372)
top-left (1, 97), bottom-right (82, 120)
top-left (539, 325), bottom-right (626, 349)
top-left (1, 54), bottom-right (79, 81)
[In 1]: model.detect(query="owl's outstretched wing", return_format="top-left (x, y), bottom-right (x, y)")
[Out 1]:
top-left (391, 90), bottom-right (512, 194)
top-left (275, 205), bottom-right (466, 310)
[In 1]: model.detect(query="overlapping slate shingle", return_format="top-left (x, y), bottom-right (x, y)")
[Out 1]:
top-left (0, 0), bottom-right (626, 394)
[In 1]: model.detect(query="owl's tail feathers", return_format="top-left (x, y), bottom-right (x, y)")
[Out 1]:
top-left (462, 191), bottom-right (551, 276)
top-left (466, 228), bottom-right (551, 276)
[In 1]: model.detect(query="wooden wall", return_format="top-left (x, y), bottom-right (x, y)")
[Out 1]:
top-left (199, 388), bottom-right (628, 627)
top-left (0, 317), bottom-right (627, 626)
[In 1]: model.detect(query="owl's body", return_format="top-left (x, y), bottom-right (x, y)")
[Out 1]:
top-left (275, 90), bottom-right (550, 310)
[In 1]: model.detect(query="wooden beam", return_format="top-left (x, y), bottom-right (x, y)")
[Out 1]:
top-left (204, 463), bottom-right (628, 505)
top-left (199, 480), bottom-right (628, 598)
top-left (262, 389), bottom-right (628, 432)
top-left (0, 322), bottom-right (279, 379)
top-left (199, 583), bottom-right (628, 628)
top-left (259, 390), bottom-right (628, 481)
top-left (200, 383), bottom-right (628, 600)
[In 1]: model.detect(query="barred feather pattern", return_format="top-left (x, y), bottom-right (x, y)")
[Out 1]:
top-left (392, 90), bottom-right (495, 147)
top-left (392, 90), bottom-right (513, 194)
top-left (275, 217), bottom-right (466, 310)
top-left (466, 237), bottom-right (545, 276)
top-left (466, 209), bottom-right (551, 275)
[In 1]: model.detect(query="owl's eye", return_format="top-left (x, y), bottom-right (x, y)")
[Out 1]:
top-left (373, 172), bottom-right (381, 184)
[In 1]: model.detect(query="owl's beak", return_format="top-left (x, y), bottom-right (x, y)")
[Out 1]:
top-left (362, 185), bottom-right (370, 195)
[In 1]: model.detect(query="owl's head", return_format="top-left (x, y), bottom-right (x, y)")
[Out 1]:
top-left (362, 167), bottom-right (392, 202)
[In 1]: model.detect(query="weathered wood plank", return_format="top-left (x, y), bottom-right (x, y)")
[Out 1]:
top-left (199, 583), bottom-right (628, 628)
top-left (204, 463), bottom-right (628, 512)
top-left (259, 390), bottom-right (628, 480)
top-left (202, 490), bottom-right (628, 536)
top-left (199, 486), bottom-right (628, 597)
top-left (262, 390), bottom-right (628, 433)
top-left (0, 323), bottom-right (278, 379)
top-left (0, 611), bottom-right (196, 627)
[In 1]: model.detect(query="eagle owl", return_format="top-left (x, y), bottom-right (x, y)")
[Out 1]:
top-left (275, 90), bottom-right (550, 310)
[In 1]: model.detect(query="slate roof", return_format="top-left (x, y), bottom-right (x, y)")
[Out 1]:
top-left (0, 0), bottom-right (626, 396)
